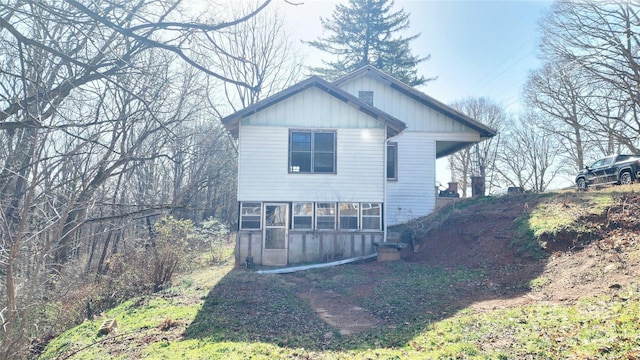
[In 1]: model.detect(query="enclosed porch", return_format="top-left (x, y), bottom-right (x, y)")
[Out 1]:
top-left (236, 230), bottom-right (382, 266)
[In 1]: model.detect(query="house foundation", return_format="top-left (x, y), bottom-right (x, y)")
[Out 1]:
top-left (235, 230), bottom-right (382, 266)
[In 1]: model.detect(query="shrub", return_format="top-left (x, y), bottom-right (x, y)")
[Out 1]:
top-left (150, 216), bottom-right (194, 292)
top-left (191, 218), bottom-right (231, 265)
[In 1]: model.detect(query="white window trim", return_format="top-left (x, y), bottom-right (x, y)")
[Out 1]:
top-left (315, 202), bottom-right (336, 230)
top-left (292, 202), bottom-right (314, 230)
top-left (338, 202), bottom-right (359, 230)
top-left (239, 202), bottom-right (262, 230)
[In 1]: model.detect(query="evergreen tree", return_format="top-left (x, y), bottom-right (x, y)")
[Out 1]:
top-left (307, 0), bottom-right (433, 86)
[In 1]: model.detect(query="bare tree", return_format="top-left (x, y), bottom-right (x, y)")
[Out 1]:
top-left (0, 0), bottom-right (278, 357)
top-left (524, 62), bottom-right (595, 171)
top-left (496, 113), bottom-right (562, 192)
top-left (447, 97), bottom-right (505, 196)
top-left (207, 4), bottom-right (304, 112)
top-left (539, 0), bottom-right (640, 153)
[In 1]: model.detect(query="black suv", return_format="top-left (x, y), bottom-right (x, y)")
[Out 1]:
top-left (575, 154), bottom-right (640, 190)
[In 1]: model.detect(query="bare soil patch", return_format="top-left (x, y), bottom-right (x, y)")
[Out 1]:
top-left (298, 290), bottom-right (382, 335)
top-left (293, 192), bottom-right (640, 333)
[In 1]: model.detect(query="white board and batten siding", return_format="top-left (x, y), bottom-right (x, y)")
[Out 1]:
top-left (237, 87), bottom-right (386, 203)
top-left (338, 76), bottom-right (471, 134)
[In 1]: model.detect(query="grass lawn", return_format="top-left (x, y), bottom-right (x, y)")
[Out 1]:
top-left (41, 260), bottom-right (640, 359)
top-left (42, 189), bottom-right (640, 359)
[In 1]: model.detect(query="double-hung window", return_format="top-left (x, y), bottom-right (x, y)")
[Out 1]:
top-left (290, 130), bottom-right (336, 173)
top-left (387, 142), bottom-right (398, 181)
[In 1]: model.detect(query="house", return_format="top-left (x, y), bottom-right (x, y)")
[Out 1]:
top-left (221, 66), bottom-right (496, 266)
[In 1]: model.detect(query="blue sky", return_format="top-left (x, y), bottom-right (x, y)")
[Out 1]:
top-left (278, 0), bottom-right (552, 112)
top-left (276, 0), bottom-right (556, 188)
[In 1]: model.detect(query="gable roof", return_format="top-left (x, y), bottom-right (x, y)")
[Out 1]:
top-left (221, 76), bottom-right (407, 138)
top-left (333, 65), bottom-right (497, 139)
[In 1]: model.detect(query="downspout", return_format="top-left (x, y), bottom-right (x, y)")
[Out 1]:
top-left (383, 125), bottom-right (388, 243)
top-left (256, 253), bottom-right (377, 274)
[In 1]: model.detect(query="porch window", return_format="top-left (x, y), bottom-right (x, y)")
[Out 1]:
top-left (361, 203), bottom-right (381, 230)
top-left (289, 130), bottom-right (336, 173)
top-left (240, 202), bottom-right (261, 229)
top-left (339, 203), bottom-right (359, 230)
top-left (292, 202), bottom-right (313, 229)
top-left (387, 142), bottom-right (397, 180)
top-left (316, 202), bottom-right (336, 230)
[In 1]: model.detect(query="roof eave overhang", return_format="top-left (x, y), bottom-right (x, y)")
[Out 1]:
top-left (221, 76), bottom-right (406, 139)
top-left (334, 66), bottom-right (497, 139)
top-left (436, 142), bottom-right (476, 159)
top-left (389, 82), bottom-right (497, 139)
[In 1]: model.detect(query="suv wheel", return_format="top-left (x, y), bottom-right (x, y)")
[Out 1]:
top-left (620, 171), bottom-right (633, 185)
top-left (576, 178), bottom-right (587, 191)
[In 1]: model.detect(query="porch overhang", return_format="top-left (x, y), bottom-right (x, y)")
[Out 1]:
top-left (436, 140), bottom-right (477, 158)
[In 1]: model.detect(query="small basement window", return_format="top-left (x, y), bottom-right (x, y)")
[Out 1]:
top-left (240, 202), bottom-right (261, 230)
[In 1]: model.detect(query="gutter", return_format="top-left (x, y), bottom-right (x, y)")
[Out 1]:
top-left (255, 253), bottom-right (377, 275)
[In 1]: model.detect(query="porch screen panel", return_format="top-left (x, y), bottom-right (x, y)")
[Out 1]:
top-left (361, 203), bottom-right (381, 230)
top-left (293, 202), bottom-right (313, 229)
top-left (240, 202), bottom-right (261, 229)
top-left (316, 202), bottom-right (336, 230)
top-left (339, 203), bottom-right (359, 230)
top-left (265, 229), bottom-right (286, 249)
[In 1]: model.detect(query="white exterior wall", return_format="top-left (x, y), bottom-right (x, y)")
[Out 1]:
top-left (386, 132), bottom-right (436, 225)
top-left (237, 87), bottom-right (386, 202)
top-left (338, 75), bottom-right (482, 225)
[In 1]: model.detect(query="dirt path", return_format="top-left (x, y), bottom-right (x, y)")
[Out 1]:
top-left (298, 289), bottom-right (382, 335)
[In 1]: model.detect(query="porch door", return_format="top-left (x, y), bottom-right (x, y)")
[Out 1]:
top-left (263, 203), bottom-right (288, 266)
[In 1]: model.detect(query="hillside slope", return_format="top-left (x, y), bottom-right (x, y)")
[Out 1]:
top-left (403, 189), bottom-right (640, 309)
top-left (42, 187), bottom-right (640, 359)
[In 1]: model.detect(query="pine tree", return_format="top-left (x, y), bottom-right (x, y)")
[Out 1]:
top-left (307, 0), bottom-right (433, 86)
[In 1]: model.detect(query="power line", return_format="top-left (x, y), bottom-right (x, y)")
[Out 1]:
top-left (468, 36), bottom-right (536, 96)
